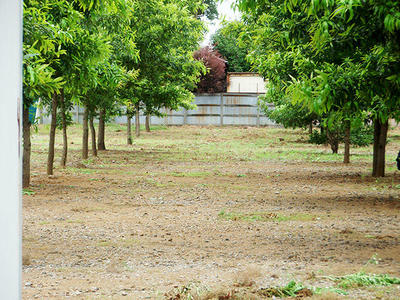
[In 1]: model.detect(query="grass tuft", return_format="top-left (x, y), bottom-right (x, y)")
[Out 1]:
top-left (218, 210), bottom-right (316, 222)
top-left (330, 272), bottom-right (400, 289)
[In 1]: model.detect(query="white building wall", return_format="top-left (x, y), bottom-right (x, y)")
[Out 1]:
top-left (227, 73), bottom-right (267, 94)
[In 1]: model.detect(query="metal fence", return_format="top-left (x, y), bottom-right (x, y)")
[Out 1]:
top-left (38, 93), bottom-right (275, 126)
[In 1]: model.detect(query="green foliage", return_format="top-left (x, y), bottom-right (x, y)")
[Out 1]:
top-left (350, 124), bottom-right (374, 147)
top-left (258, 281), bottom-right (307, 297)
top-left (235, 0), bottom-right (400, 174)
top-left (309, 123), bottom-right (373, 147)
top-left (265, 102), bottom-right (316, 130)
top-left (202, 0), bottom-right (218, 20)
top-left (212, 21), bottom-right (252, 72)
top-left (23, 189), bottom-right (35, 196)
top-left (124, 0), bottom-right (206, 117)
top-left (329, 272), bottom-right (400, 290)
top-left (56, 112), bottom-right (73, 130)
top-left (309, 130), bottom-right (327, 145)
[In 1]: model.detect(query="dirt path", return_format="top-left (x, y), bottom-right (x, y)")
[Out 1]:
top-left (23, 125), bottom-right (400, 299)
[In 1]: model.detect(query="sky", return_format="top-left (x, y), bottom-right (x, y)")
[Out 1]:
top-left (201, 0), bottom-right (241, 46)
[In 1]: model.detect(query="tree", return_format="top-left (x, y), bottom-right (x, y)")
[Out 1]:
top-left (235, 0), bottom-right (400, 175)
top-left (23, 1), bottom-right (67, 185)
top-left (212, 21), bottom-right (252, 72)
top-left (125, 0), bottom-right (205, 130)
top-left (194, 46), bottom-right (227, 93)
top-left (202, 0), bottom-right (218, 20)
top-left (302, 0), bottom-right (400, 175)
top-left (170, 0), bottom-right (218, 20)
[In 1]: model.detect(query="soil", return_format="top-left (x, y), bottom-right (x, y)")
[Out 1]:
top-left (23, 125), bottom-right (400, 299)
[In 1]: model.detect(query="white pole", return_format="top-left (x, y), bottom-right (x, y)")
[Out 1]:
top-left (0, 0), bottom-right (22, 298)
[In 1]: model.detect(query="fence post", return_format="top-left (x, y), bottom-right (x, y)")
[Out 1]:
top-left (220, 93), bottom-right (224, 126)
top-left (183, 108), bottom-right (188, 125)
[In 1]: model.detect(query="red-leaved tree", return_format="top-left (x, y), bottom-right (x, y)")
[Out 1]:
top-left (194, 46), bottom-right (227, 93)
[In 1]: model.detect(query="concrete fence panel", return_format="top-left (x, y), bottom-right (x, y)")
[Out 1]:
top-left (37, 93), bottom-right (275, 127)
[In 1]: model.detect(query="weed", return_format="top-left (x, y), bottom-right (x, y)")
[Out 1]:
top-left (23, 189), bottom-right (35, 196)
top-left (258, 281), bottom-right (311, 298)
top-left (365, 253), bottom-right (381, 266)
top-left (326, 272), bottom-right (400, 289)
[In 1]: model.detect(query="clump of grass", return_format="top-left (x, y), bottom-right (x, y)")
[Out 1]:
top-left (23, 189), bottom-right (35, 196)
top-left (163, 281), bottom-right (209, 300)
top-left (169, 171), bottom-right (211, 177)
top-left (218, 210), bottom-right (316, 222)
top-left (218, 210), bottom-right (277, 222)
top-left (329, 272), bottom-right (400, 289)
top-left (258, 281), bottom-right (312, 298)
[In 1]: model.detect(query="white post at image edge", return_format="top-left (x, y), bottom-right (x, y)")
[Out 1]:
top-left (0, 0), bottom-right (22, 298)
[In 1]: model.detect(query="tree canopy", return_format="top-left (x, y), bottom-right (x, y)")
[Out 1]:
top-left (212, 20), bottom-right (252, 73)
top-left (235, 0), bottom-right (400, 176)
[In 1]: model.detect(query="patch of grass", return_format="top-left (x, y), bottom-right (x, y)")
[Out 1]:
top-left (163, 280), bottom-right (347, 299)
top-left (66, 219), bottom-right (84, 224)
top-left (275, 214), bottom-right (316, 222)
top-left (327, 272), bottom-right (400, 289)
top-left (169, 171), bottom-right (211, 177)
top-left (258, 280), bottom-right (312, 298)
top-left (218, 210), bottom-right (317, 222)
top-left (23, 189), bottom-right (35, 195)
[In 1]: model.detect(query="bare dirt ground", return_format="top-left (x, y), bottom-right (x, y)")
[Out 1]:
top-left (23, 125), bottom-right (400, 299)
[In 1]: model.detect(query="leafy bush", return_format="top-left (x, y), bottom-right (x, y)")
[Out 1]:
top-left (309, 123), bottom-right (373, 147)
top-left (309, 130), bottom-right (328, 145)
top-left (350, 124), bottom-right (374, 147)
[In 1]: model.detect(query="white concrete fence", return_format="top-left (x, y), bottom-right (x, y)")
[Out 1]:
top-left (37, 93), bottom-right (275, 127)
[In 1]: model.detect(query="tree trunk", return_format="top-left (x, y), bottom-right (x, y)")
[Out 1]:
top-left (145, 114), bottom-right (150, 132)
top-left (98, 108), bottom-right (106, 150)
top-left (23, 104), bottom-right (31, 188)
top-left (89, 115), bottom-right (97, 157)
top-left (343, 120), bottom-right (350, 164)
top-left (309, 121), bottom-right (313, 134)
top-left (47, 93), bottom-right (58, 175)
top-left (135, 103), bottom-right (140, 137)
top-left (60, 90), bottom-right (68, 167)
top-left (372, 119), bottom-right (388, 177)
top-left (326, 128), bottom-right (338, 154)
top-left (127, 115), bottom-right (132, 145)
top-left (82, 105), bottom-right (89, 159)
